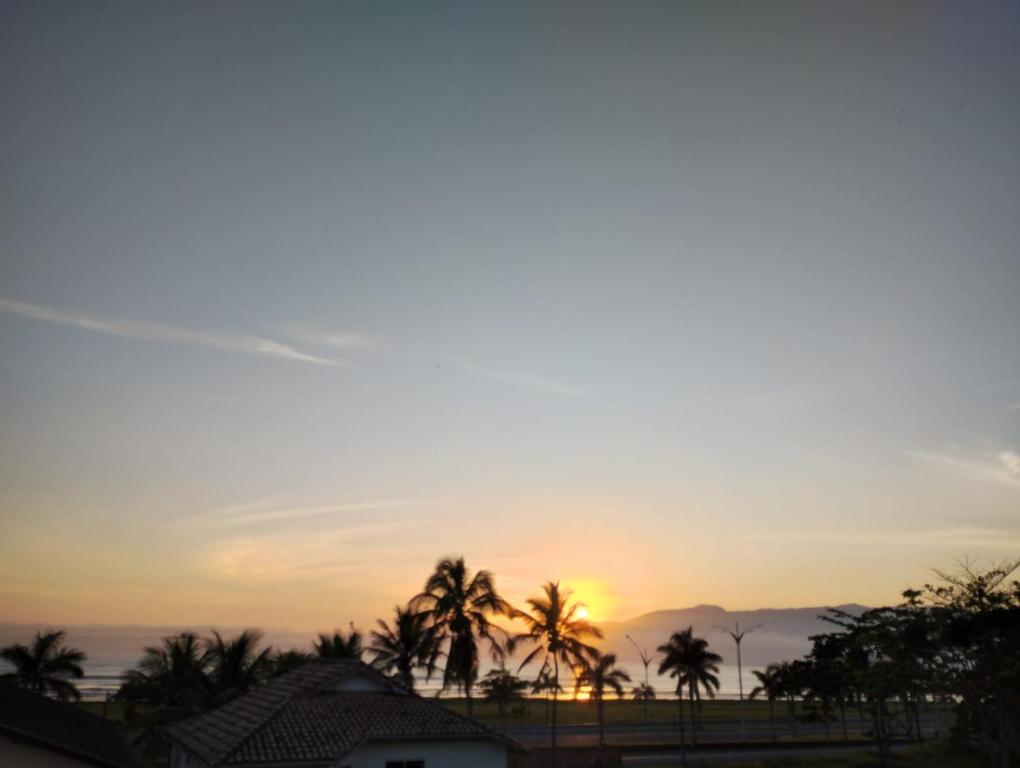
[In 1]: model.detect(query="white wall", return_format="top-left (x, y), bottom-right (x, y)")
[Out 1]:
top-left (344, 739), bottom-right (508, 768)
top-left (0, 734), bottom-right (97, 768)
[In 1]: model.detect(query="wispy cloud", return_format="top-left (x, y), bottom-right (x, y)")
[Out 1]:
top-left (272, 324), bottom-right (370, 350)
top-left (0, 297), bottom-right (337, 365)
top-left (212, 497), bottom-right (444, 526)
top-left (446, 358), bottom-right (606, 405)
top-left (908, 448), bottom-right (1020, 489)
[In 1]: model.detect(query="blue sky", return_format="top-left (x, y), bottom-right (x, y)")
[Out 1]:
top-left (1, 0), bottom-right (1018, 629)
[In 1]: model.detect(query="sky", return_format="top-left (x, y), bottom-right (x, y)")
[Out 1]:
top-left (1, 1), bottom-right (1018, 633)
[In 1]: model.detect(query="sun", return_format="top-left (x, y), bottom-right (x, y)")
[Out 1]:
top-left (575, 605), bottom-right (590, 620)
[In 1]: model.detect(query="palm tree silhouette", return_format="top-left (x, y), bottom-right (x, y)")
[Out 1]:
top-left (0, 629), bottom-right (86, 701)
top-left (658, 627), bottom-right (721, 748)
top-left (368, 605), bottom-right (440, 692)
top-left (631, 682), bottom-right (656, 702)
top-left (117, 632), bottom-right (208, 718)
top-left (576, 652), bottom-right (631, 747)
top-left (480, 666), bottom-right (529, 731)
top-left (750, 663), bottom-right (783, 744)
top-left (314, 623), bottom-right (364, 659)
top-left (513, 581), bottom-right (601, 762)
top-left (412, 557), bottom-right (512, 716)
top-left (204, 629), bottom-right (273, 704)
top-left (531, 661), bottom-right (563, 727)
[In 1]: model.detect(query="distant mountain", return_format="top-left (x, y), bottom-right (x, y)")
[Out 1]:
top-left (596, 604), bottom-right (869, 668)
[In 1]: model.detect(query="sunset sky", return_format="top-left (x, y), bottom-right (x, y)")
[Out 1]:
top-left (1, 1), bottom-right (1018, 632)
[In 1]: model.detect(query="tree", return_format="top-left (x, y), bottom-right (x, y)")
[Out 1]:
top-left (204, 629), bottom-right (273, 704)
top-left (314, 623), bottom-right (363, 659)
top-left (368, 605), bottom-right (440, 692)
top-left (658, 627), bottom-right (721, 746)
top-left (0, 629), bottom-right (86, 701)
top-left (514, 581), bottom-right (601, 762)
top-left (576, 652), bottom-right (631, 747)
top-left (750, 664), bottom-right (784, 744)
top-left (631, 682), bottom-right (657, 701)
top-left (412, 557), bottom-right (512, 715)
top-left (117, 632), bottom-right (208, 719)
top-left (270, 649), bottom-right (312, 678)
top-left (480, 667), bottom-right (529, 730)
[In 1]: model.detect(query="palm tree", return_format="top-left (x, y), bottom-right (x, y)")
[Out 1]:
top-left (632, 682), bottom-right (657, 702)
top-left (117, 632), bottom-right (208, 718)
top-left (0, 629), bottom-right (86, 701)
top-left (412, 557), bottom-right (512, 716)
top-left (204, 629), bottom-right (273, 703)
top-left (750, 664), bottom-right (783, 744)
top-left (368, 605), bottom-right (440, 692)
top-left (270, 649), bottom-right (312, 678)
top-left (531, 662), bottom-right (563, 727)
top-left (479, 667), bottom-right (529, 731)
top-left (514, 581), bottom-right (601, 761)
top-left (576, 652), bottom-right (631, 747)
top-left (658, 627), bottom-right (721, 748)
top-left (314, 624), bottom-right (363, 660)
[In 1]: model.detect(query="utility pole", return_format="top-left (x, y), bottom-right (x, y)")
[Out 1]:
top-left (625, 634), bottom-right (654, 722)
top-left (715, 622), bottom-right (762, 743)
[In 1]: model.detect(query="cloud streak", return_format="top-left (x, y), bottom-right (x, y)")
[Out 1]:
top-left (212, 497), bottom-right (445, 526)
top-left (446, 358), bottom-right (606, 405)
top-left (0, 297), bottom-right (339, 365)
top-left (908, 448), bottom-right (1020, 489)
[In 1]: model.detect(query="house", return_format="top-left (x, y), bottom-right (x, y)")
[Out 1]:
top-left (0, 685), bottom-right (143, 768)
top-left (165, 659), bottom-right (526, 768)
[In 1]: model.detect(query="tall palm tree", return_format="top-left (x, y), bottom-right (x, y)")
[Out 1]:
top-left (750, 664), bottom-right (783, 744)
top-left (0, 629), bottom-right (86, 701)
top-left (117, 632), bottom-right (208, 718)
top-left (514, 581), bottom-right (601, 761)
top-left (412, 557), bottom-right (512, 715)
top-left (204, 629), bottom-right (273, 704)
top-left (368, 605), bottom-right (440, 692)
top-left (314, 624), bottom-right (363, 660)
top-left (658, 627), bottom-right (721, 748)
top-left (576, 652), bottom-right (631, 747)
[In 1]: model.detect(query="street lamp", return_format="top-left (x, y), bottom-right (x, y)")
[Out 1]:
top-left (714, 622), bottom-right (762, 743)
top-left (625, 634), bottom-right (654, 722)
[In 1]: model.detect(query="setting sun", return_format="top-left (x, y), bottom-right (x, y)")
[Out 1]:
top-left (575, 605), bottom-right (589, 620)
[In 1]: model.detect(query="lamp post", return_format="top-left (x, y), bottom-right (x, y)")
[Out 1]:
top-left (625, 634), bottom-right (653, 722)
top-left (715, 622), bottom-right (762, 743)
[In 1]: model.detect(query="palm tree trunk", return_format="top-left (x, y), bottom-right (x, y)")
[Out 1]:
top-left (788, 695), bottom-right (798, 738)
top-left (551, 656), bottom-right (559, 767)
top-left (676, 689), bottom-right (688, 767)
top-left (840, 696), bottom-right (848, 741)
top-left (769, 697), bottom-right (776, 744)
top-left (688, 683), bottom-right (697, 745)
top-left (598, 696), bottom-right (605, 747)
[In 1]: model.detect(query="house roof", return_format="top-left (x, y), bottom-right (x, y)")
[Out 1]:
top-left (0, 685), bottom-right (143, 768)
top-left (166, 659), bottom-right (523, 766)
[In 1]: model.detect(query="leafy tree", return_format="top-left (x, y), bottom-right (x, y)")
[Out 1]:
top-left (412, 557), bottom-right (512, 715)
top-left (314, 623), bottom-right (364, 659)
top-left (480, 667), bottom-right (529, 730)
top-left (368, 605), bottom-right (440, 692)
top-left (514, 581), bottom-right (601, 759)
top-left (576, 652), bottom-right (631, 747)
top-left (0, 629), bottom-right (86, 701)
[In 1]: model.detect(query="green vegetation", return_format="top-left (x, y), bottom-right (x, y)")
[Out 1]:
top-left (0, 629), bottom-right (86, 701)
top-left (5, 557), bottom-right (1019, 768)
